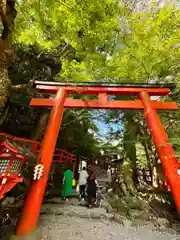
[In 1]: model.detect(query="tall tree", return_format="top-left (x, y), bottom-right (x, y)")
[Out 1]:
top-left (14, 0), bottom-right (121, 81)
top-left (97, 3), bottom-right (180, 192)
top-left (0, 0), bottom-right (17, 108)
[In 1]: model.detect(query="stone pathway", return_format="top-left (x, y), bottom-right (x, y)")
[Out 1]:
top-left (40, 199), bottom-right (179, 240)
top-left (40, 215), bottom-right (178, 240)
top-left (41, 203), bottom-right (111, 220)
top-left (40, 172), bottom-right (179, 239)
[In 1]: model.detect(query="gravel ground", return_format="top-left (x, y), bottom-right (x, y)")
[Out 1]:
top-left (40, 173), bottom-right (179, 240)
top-left (40, 214), bottom-right (179, 240)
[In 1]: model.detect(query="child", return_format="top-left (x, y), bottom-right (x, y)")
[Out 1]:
top-left (95, 185), bottom-right (104, 207)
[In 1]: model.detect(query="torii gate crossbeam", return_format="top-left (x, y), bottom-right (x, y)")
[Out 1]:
top-left (13, 81), bottom-right (180, 240)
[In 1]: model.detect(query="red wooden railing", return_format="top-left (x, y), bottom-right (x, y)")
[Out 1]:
top-left (0, 132), bottom-right (77, 163)
top-left (0, 132), bottom-right (77, 198)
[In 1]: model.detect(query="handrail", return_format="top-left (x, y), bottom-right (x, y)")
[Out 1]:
top-left (0, 132), bottom-right (77, 161)
top-left (0, 132), bottom-right (40, 145)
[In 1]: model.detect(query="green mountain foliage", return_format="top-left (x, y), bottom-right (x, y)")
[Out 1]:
top-left (0, 0), bottom-right (179, 192)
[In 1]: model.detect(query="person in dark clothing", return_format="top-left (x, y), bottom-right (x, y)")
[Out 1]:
top-left (86, 173), bottom-right (98, 208)
top-left (87, 165), bottom-right (93, 176)
top-left (54, 165), bottom-right (64, 196)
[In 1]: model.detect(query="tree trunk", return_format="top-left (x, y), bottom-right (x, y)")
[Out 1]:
top-left (142, 140), bottom-right (153, 185)
top-left (0, 1), bottom-right (17, 121)
top-left (121, 112), bottom-right (138, 196)
top-left (152, 150), bottom-right (161, 188)
top-left (112, 161), bottom-right (128, 196)
top-left (144, 137), bottom-right (160, 187)
top-left (31, 111), bottom-right (50, 141)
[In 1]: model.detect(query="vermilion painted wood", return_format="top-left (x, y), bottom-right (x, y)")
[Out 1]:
top-left (0, 132), bottom-right (77, 162)
top-left (0, 131), bottom-right (77, 200)
top-left (35, 84), bottom-right (171, 96)
top-left (0, 178), bottom-right (24, 199)
top-left (139, 91), bottom-right (180, 214)
top-left (30, 98), bottom-right (178, 110)
top-left (0, 141), bottom-right (29, 199)
top-left (16, 89), bottom-right (67, 236)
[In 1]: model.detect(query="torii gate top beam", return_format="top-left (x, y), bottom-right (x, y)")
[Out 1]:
top-left (30, 80), bottom-right (175, 96)
top-left (31, 80), bottom-right (176, 89)
top-left (30, 80), bottom-right (178, 110)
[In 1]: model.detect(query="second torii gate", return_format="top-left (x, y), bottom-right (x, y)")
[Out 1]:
top-left (13, 81), bottom-right (180, 239)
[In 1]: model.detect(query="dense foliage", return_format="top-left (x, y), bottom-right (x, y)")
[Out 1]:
top-left (13, 1), bottom-right (180, 83)
top-left (0, 0), bottom-right (180, 192)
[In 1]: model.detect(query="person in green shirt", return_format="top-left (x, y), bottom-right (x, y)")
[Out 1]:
top-left (61, 166), bottom-right (73, 201)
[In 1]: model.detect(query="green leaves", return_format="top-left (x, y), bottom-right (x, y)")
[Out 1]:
top-left (15, 0), bottom-right (120, 50)
top-left (10, 1), bottom-right (180, 162)
top-left (57, 109), bottom-right (101, 156)
top-left (13, 0), bottom-right (121, 81)
top-left (104, 3), bottom-right (180, 82)
top-left (14, 1), bottom-right (180, 83)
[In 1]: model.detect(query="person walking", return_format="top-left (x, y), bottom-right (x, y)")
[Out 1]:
top-left (87, 173), bottom-right (98, 208)
top-left (87, 165), bottom-right (93, 176)
top-left (61, 167), bottom-right (73, 201)
top-left (79, 167), bottom-right (88, 200)
top-left (96, 185), bottom-right (104, 207)
top-left (54, 165), bottom-right (64, 196)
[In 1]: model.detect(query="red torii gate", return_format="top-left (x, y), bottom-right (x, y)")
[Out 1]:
top-left (13, 81), bottom-right (180, 239)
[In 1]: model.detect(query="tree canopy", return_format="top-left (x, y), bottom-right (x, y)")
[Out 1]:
top-left (14, 0), bottom-right (121, 81)
top-left (12, 1), bottom-right (180, 82)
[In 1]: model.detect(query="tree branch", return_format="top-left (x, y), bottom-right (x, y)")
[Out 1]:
top-left (0, 0), bottom-right (17, 41)
top-left (128, 53), bottom-right (150, 80)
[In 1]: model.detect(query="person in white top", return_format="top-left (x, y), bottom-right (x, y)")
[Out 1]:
top-left (79, 167), bottom-right (88, 200)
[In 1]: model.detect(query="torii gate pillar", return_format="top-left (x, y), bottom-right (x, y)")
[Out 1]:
top-left (11, 89), bottom-right (67, 239)
top-left (139, 90), bottom-right (180, 210)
